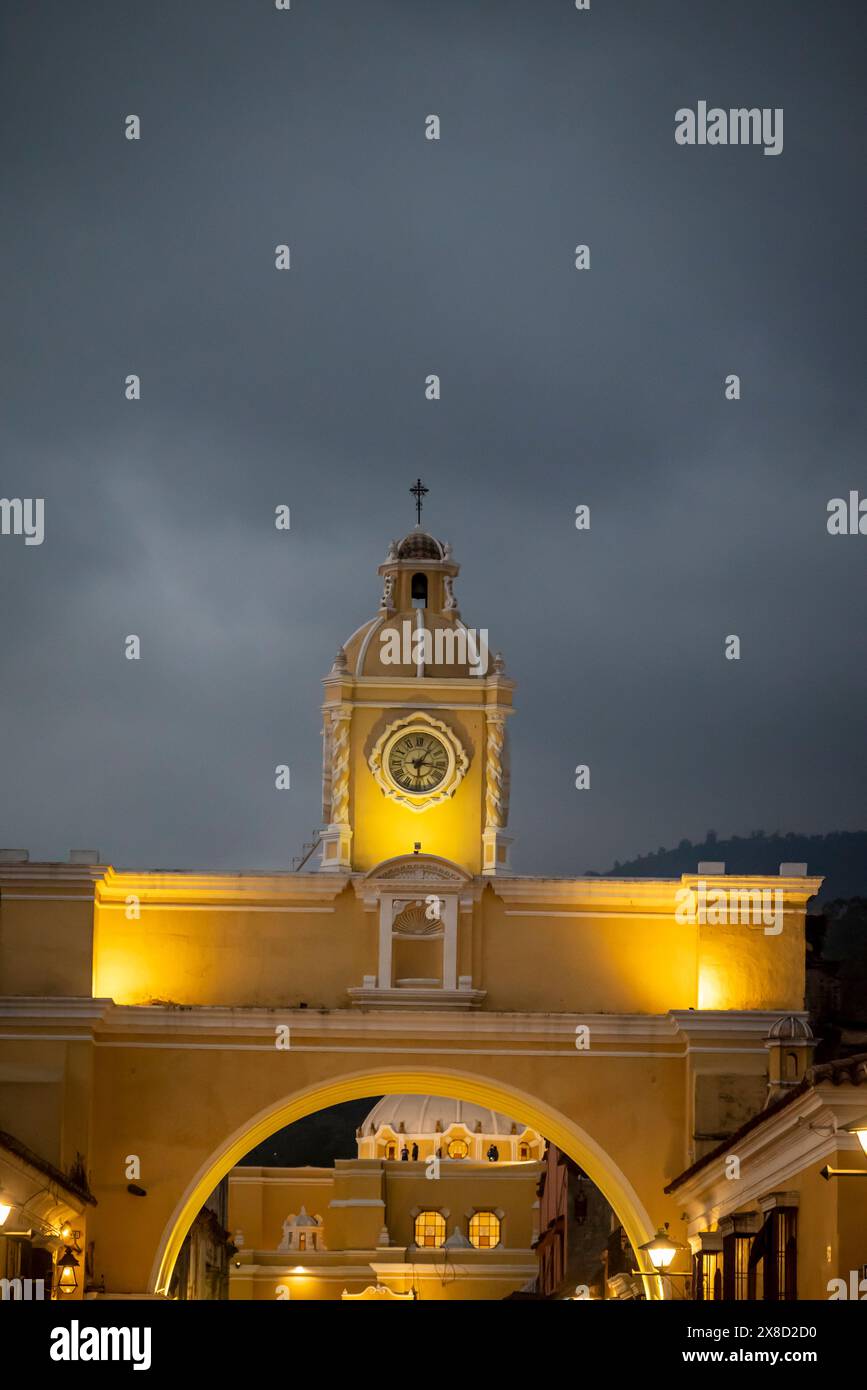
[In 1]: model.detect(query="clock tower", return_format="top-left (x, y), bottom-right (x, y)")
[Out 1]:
top-left (318, 509), bottom-right (514, 876)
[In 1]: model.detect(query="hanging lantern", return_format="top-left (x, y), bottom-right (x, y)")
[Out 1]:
top-left (56, 1245), bottom-right (80, 1296)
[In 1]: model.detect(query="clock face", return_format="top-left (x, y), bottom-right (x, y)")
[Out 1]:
top-left (386, 729), bottom-right (450, 795)
top-left (370, 712), bottom-right (469, 811)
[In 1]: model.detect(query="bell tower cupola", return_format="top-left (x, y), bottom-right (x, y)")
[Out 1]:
top-left (318, 485), bottom-right (514, 876)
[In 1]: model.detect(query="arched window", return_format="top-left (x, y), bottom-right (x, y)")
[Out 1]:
top-left (386, 1144), bottom-right (396, 1160)
top-left (469, 1211), bottom-right (501, 1249)
top-left (519, 1143), bottom-right (530, 1160)
top-left (447, 1138), bottom-right (469, 1159)
top-left (297, 1231), bottom-right (306, 1252)
top-left (411, 572), bottom-right (428, 607)
top-left (414, 1211), bottom-right (446, 1248)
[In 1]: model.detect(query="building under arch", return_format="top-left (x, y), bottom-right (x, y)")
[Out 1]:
top-left (228, 1093), bottom-right (549, 1300)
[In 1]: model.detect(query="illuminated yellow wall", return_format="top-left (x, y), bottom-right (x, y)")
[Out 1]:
top-left (784, 1151), bottom-right (867, 1298)
top-left (478, 884), bottom-right (700, 1013)
top-left (78, 869), bottom-right (817, 1015)
top-left (382, 1162), bottom-right (539, 1251)
top-left (90, 874), bottom-right (371, 1008)
top-left (229, 1167), bottom-right (333, 1250)
top-left (695, 881), bottom-right (811, 1011)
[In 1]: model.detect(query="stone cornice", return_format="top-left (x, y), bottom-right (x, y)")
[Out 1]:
top-left (0, 864), bottom-right (106, 888)
top-left (680, 872), bottom-right (823, 908)
top-left (95, 867), bottom-right (350, 906)
top-left (0, 1000), bottom-right (810, 1066)
top-left (493, 873), bottom-right (822, 914)
top-left (669, 1010), bottom-right (809, 1045)
top-left (0, 998), bottom-right (684, 1047)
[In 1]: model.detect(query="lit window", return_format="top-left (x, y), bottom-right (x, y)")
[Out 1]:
top-left (447, 1138), bottom-right (469, 1159)
top-left (298, 1232), bottom-right (306, 1252)
top-left (414, 1211), bottom-right (446, 1248)
top-left (469, 1211), bottom-right (501, 1249)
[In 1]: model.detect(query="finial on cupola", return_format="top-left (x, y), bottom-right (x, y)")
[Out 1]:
top-left (410, 477), bottom-right (429, 526)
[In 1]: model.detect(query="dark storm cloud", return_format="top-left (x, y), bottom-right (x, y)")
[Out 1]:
top-left (1, 0), bottom-right (864, 874)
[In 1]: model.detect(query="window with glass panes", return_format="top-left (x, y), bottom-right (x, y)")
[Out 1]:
top-left (414, 1211), bottom-right (446, 1247)
top-left (468, 1211), bottom-right (501, 1248)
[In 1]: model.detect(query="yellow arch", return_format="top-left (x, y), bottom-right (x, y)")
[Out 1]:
top-left (150, 1065), bottom-right (662, 1298)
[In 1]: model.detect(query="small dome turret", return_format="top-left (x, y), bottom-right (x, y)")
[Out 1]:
top-left (767, 1015), bottom-right (813, 1042)
top-left (396, 529), bottom-right (446, 561)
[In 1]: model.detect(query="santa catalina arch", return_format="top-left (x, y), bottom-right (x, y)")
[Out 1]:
top-left (0, 520), bottom-right (820, 1299)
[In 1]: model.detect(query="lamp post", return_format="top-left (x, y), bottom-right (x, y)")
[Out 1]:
top-left (633, 1223), bottom-right (692, 1295)
top-left (636, 1223), bottom-right (687, 1272)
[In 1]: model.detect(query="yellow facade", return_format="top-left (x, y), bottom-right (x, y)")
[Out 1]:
top-left (0, 524), bottom-right (842, 1301)
top-left (669, 1054), bottom-right (867, 1300)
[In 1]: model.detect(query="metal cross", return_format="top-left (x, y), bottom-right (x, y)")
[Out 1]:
top-left (410, 478), bottom-right (428, 526)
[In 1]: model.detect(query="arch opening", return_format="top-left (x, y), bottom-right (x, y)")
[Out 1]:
top-left (411, 572), bottom-right (428, 607)
top-left (151, 1066), bottom-right (661, 1298)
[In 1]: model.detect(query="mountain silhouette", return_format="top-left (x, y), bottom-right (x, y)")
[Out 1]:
top-left (595, 831), bottom-right (867, 902)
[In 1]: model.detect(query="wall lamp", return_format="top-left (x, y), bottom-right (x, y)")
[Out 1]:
top-left (820, 1120), bottom-right (867, 1179)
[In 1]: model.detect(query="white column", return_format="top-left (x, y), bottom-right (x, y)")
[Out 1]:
top-left (442, 894), bottom-right (458, 990)
top-left (378, 896), bottom-right (393, 989)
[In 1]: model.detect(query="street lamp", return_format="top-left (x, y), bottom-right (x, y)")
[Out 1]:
top-left (0, 1191), bottom-right (12, 1228)
top-left (851, 1123), bottom-right (867, 1156)
top-left (638, 1224), bottom-right (682, 1271)
top-left (632, 1222), bottom-right (692, 1287)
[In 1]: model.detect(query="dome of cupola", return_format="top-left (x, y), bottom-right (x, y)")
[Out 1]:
top-left (361, 1094), bottom-right (523, 1138)
top-left (354, 1095), bottom-right (544, 1163)
top-left (767, 1015), bottom-right (813, 1042)
top-left (394, 529), bottom-right (447, 561)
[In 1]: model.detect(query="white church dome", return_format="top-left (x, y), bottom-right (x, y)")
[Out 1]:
top-left (362, 1094), bottom-right (525, 1137)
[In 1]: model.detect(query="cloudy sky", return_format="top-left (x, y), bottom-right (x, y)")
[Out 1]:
top-left (2, 0), bottom-right (864, 877)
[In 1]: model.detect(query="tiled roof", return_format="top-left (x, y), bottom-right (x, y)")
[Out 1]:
top-left (0, 1128), bottom-right (97, 1206)
top-left (665, 1050), bottom-right (867, 1194)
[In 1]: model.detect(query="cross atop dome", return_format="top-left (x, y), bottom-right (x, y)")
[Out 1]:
top-left (409, 477), bottom-right (428, 526)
